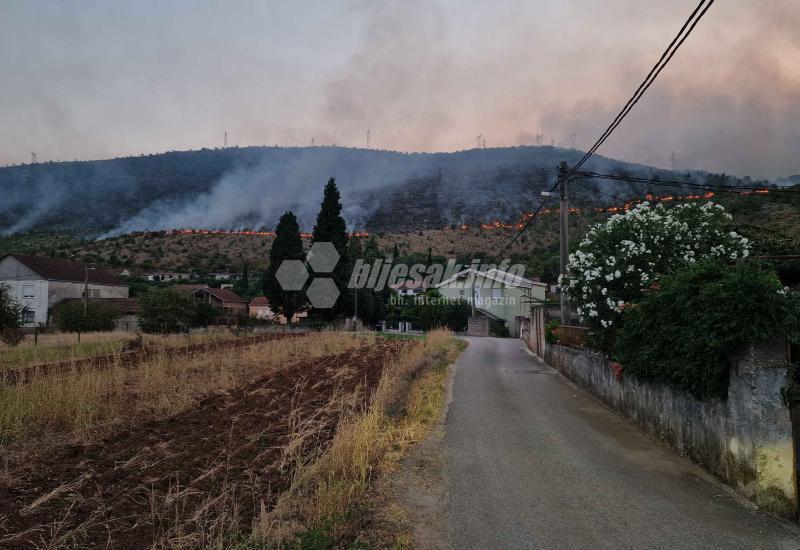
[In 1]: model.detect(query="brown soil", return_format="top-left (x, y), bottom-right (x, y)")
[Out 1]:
top-left (0, 338), bottom-right (412, 548)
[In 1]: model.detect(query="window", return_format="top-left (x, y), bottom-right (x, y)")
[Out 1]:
top-left (22, 309), bottom-right (34, 324)
top-left (492, 288), bottom-right (503, 300)
top-left (22, 285), bottom-right (35, 299)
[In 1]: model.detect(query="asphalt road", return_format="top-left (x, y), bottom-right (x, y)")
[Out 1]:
top-left (445, 337), bottom-right (800, 549)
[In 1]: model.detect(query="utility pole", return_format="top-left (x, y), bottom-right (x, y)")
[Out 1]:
top-left (353, 283), bottom-right (358, 331)
top-left (366, 129), bottom-right (371, 148)
top-left (78, 266), bottom-right (89, 343)
top-left (558, 161), bottom-right (570, 325)
top-left (83, 265), bottom-right (90, 315)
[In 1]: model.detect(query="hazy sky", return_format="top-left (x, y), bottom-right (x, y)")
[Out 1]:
top-left (1, 0), bottom-right (798, 178)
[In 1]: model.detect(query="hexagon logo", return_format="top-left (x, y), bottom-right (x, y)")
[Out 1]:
top-left (306, 277), bottom-right (340, 309)
top-left (306, 241), bottom-right (339, 273)
top-left (275, 260), bottom-right (309, 291)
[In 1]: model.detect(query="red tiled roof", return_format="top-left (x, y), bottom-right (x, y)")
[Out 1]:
top-left (194, 287), bottom-right (248, 303)
top-left (250, 296), bottom-right (270, 306)
top-left (5, 254), bottom-right (125, 286)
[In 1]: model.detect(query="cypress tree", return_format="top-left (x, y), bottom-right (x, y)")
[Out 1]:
top-left (264, 211), bottom-right (306, 323)
top-left (311, 178), bottom-right (349, 316)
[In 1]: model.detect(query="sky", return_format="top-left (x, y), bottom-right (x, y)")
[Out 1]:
top-left (1, 0), bottom-right (798, 178)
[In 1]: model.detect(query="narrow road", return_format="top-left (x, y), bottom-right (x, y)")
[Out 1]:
top-left (445, 337), bottom-right (800, 549)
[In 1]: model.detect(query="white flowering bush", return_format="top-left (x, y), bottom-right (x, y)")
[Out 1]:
top-left (562, 202), bottom-right (750, 336)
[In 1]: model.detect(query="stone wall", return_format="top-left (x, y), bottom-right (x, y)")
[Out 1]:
top-left (545, 341), bottom-right (796, 520)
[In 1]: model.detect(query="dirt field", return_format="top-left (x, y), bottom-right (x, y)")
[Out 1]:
top-left (0, 335), bottom-right (411, 548)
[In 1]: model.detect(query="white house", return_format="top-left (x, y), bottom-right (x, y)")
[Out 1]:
top-left (435, 267), bottom-right (546, 337)
top-left (0, 254), bottom-right (129, 327)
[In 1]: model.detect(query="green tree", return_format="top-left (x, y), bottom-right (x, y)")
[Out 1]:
top-left (0, 284), bottom-right (24, 346)
top-left (138, 288), bottom-right (196, 333)
top-left (311, 178), bottom-right (349, 317)
top-left (53, 301), bottom-right (121, 332)
top-left (264, 211), bottom-right (306, 323)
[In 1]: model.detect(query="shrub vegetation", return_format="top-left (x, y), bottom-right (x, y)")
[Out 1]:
top-left (615, 260), bottom-right (800, 399)
top-left (53, 300), bottom-right (121, 332)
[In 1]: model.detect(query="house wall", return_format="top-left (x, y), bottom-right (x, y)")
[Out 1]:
top-left (437, 278), bottom-right (546, 337)
top-left (0, 257), bottom-right (129, 327)
top-left (545, 341), bottom-right (796, 519)
top-left (2, 280), bottom-right (49, 326)
top-left (250, 305), bottom-right (274, 319)
top-left (47, 281), bottom-right (128, 307)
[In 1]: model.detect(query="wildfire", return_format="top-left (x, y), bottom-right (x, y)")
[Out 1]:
top-left (451, 190), bottom-right (720, 231)
top-left (160, 188), bottom-right (767, 240)
top-left (169, 228), bottom-right (314, 238)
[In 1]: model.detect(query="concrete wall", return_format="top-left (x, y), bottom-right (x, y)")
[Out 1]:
top-left (545, 341), bottom-right (796, 520)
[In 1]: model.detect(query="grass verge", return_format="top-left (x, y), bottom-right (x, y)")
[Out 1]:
top-left (253, 329), bottom-right (464, 548)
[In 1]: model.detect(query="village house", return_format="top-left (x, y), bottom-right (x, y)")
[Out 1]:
top-left (145, 271), bottom-right (192, 282)
top-left (390, 279), bottom-right (427, 298)
top-left (249, 296), bottom-right (308, 324)
top-left (0, 254), bottom-right (128, 327)
top-left (192, 287), bottom-right (248, 317)
top-left (435, 267), bottom-right (546, 337)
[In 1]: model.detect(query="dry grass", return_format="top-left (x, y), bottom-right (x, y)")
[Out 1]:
top-left (254, 330), bottom-right (462, 547)
top-left (0, 332), bottom-right (365, 458)
top-left (0, 329), bottom-right (249, 370)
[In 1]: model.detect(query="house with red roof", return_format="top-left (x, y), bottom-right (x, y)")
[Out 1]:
top-left (0, 254), bottom-right (128, 327)
top-left (192, 286), bottom-right (248, 317)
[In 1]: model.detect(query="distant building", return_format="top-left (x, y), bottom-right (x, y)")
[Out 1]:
top-left (435, 267), bottom-right (546, 337)
top-left (145, 271), bottom-right (192, 282)
top-left (208, 271), bottom-right (240, 281)
top-left (390, 279), bottom-right (427, 298)
top-left (249, 296), bottom-right (308, 324)
top-left (192, 287), bottom-right (248, 317)
top-left (249, 296), bottom-right (274, 319)
top-left (0, 254), bottom-right (128, 327)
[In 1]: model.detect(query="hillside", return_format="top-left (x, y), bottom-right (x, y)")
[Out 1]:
top-left (0, 145), bottom-right (762, 237)
top-left (2, 186), bottom-right (797, 282)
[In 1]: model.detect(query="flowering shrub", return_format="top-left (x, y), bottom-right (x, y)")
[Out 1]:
top-left (562, 202), bottom-right (750, 336)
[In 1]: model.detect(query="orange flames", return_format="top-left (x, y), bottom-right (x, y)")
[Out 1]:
top-left (453, 190), bottom-right (720, 232)
top-left (170, 228), bottom-right (314, 238)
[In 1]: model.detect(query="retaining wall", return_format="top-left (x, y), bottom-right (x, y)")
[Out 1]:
top-left (545, 342), bottom-right (796, 519)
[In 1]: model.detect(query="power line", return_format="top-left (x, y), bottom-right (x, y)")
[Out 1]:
top-left (498, 0), bottom-right (717, 257)
top-left (568, 0), bottom-right (716, 177)
top-left (571, 179), bottom-right (629, 202)
top-left (499, 192), bottom-right (555, 257)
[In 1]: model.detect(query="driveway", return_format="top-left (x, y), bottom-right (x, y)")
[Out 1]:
top-left (445, 337), bottom-right (800, 549)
